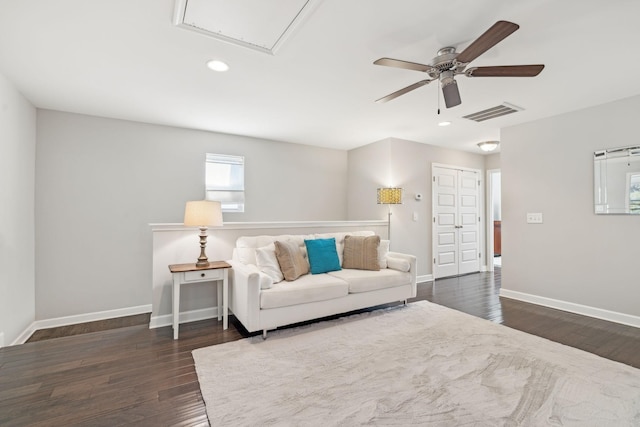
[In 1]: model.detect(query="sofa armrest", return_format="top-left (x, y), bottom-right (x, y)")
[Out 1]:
top-left (387, 252), bottom-right (416, 271)
top-left (227, 260), bottom-right (262, 332)
top-left (386, 252), bottom-right (417, 297)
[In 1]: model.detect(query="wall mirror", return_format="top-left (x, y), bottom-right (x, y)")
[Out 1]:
top-left (594, 145), bottom-right (640, 214)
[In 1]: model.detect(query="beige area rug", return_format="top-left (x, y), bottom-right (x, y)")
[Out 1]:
top-left (192, 301), bottom-right (640, 426)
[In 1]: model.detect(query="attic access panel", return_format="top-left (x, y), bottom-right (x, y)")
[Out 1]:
top-left (173, 0), bottom-right (322, 55)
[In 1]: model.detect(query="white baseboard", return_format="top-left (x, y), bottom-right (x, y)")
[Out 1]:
top-left (13, 325), bottom-right (37, 346)
top-left (149, 307), bottom-right (220, 329)
top-left (12, 304), bottom-right (152, 346)
top-left (500, 289), bottom-right (640, 328)
top-left (417, 274), bottom-right (433, 283)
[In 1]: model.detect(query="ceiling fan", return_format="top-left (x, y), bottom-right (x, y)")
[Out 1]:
top-left (373, 20), bottom-right (544, 108)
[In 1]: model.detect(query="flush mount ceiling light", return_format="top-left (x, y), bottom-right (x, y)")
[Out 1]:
top-left (438, 121), bottom-right (451, 127)
top-left (477, 141), bottom-right (500, 152)
top-left (206, 60), bottom-right (229, 72)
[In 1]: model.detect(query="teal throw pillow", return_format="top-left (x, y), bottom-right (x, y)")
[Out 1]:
top-left (304, 238), bottom-right (342, 275)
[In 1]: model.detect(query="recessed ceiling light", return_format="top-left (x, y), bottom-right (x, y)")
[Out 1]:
top-left (206, 60), bottom-right (229, 72)
top-left (438, 121), bottom-right (451, 127)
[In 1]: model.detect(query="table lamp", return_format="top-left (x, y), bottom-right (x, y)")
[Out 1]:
top-left (183, 200), bottom-right (223, 267)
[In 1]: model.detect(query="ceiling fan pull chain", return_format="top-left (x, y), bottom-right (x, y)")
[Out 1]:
top-left (437, 84), bottom-right (441, 115)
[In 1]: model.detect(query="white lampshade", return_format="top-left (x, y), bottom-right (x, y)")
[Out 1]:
top-left (184, 200), bottom-right (223, 227)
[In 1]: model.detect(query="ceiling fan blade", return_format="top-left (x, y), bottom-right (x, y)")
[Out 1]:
top-left (466, 64), bottom-right (545, 77)
top-left (375, 79), bottom-right (432, 103)
top-left (373, 58), bottom-right (435, 73)
top-left (442, 80), bottom-right (461, 108)
top-left (456, 21), bottom-right (519, 64)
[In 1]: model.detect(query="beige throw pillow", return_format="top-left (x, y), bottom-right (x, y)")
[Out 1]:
top-left (274, 240), bottom-right (309, 281)
top-left (343, 235), bottom-right (380, 271)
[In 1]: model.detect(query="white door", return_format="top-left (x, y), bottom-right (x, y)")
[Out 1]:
top-left (433, 166), bottom-right (480, 278)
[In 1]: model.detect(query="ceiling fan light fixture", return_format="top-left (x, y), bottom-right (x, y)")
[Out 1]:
top-left (441, 80), bottom-right (461, 108)
top-left (477, 141), bottom-right (500, 152)
top-left (206, 60), bottom-right (229, 72)
top-left (438, 121), bottom-right (451, 127)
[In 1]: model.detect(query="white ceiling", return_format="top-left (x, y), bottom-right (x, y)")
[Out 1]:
top-left (1, 0), bottom-right (640, 152)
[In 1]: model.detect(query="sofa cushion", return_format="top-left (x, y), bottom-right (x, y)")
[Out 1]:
top-left (260, 274), bottom-right (349, 309)
top-left (255, 243), bottom-right (284, 283)
top-left (343, 235), bottom-right (380, 271)
top-left (313, 231), bottom-right (375, 265)
top-left (305, 238), bottom-right (341, 274)
top-left (327, 268), bottom-right (411, 293)
top-left (275, 240), bottom-right (309, 281)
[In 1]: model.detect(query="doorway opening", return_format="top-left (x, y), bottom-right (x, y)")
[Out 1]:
top-left (487, 169), bottom-right (501, 271)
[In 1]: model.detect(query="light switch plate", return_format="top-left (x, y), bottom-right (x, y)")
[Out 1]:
top-left (526, 212), bottom-right (543, 224)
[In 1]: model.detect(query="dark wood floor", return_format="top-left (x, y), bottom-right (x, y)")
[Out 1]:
top-left (1, 268), bottom-right (639, 426)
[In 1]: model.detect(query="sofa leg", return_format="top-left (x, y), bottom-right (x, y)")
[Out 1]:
top-left (262, 329), bottom-right (268, 340)
top-left (403, 299), bottom-right (408, 305)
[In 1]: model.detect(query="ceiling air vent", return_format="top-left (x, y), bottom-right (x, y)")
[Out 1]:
top-left (463, 103), bottom-right (523, 122)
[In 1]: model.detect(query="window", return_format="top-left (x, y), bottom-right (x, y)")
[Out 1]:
top-left (628, 173), bottom-right (640, 214)
top-left (205, 153), bottom-right (245, 212)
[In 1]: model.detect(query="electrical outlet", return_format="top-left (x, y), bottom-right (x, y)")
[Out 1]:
top-left (526, 212), bottom-right (543, 224)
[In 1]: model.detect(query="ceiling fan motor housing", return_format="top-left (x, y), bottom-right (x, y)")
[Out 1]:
top-left (429, 47), bottom-right (466, 79)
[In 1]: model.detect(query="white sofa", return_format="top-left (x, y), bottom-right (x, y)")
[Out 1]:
top-left (228, 231), bottom-right (417, 338)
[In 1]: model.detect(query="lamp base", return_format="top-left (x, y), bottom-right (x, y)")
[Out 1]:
top-left (195, 259), bottom-right (210, 268)
top-left (195, 226), bottom-right (210, 268)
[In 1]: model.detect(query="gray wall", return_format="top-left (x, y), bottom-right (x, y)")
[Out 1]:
top-left (501, 95), bottom-right (640, 317)
top-left (0, 72), bottom-right (36, 346)
top-left (347, 138), bottom-right (486, 277)
top-left (14, 89), bottom-right (640, 337)
top-left (485, 153), bottom-right (500, 171)
top-left (35, 111), bottom-right (348, 321)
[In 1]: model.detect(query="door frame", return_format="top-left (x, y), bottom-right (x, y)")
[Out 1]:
top-left (431, 163), bottom-right (484, 279)
top-left (486, 168), bottom-right (500, 272)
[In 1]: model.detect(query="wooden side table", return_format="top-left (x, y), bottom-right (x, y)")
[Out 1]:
top-left (168, 261), bottom-right (231, 339)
